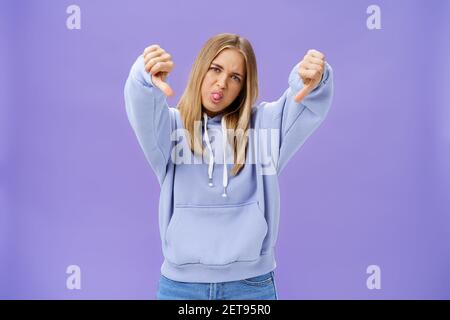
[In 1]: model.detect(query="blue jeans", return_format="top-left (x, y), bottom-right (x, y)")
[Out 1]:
top-left (156, 271), bottom-right (278, 300)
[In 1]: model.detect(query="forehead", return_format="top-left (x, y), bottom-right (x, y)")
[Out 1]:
top-left (212, 49), bottom-right (246, 75)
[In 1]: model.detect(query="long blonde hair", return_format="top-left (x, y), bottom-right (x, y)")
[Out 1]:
top-left (177, 33), bottom-right (259, 176)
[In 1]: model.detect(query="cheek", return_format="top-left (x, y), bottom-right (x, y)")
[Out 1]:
top-left (200, 82), bottom-right (209, 98)
top-left (201, 75), bottom-right (213, 93)
top-left (229, 84), bottom-right (243, 99)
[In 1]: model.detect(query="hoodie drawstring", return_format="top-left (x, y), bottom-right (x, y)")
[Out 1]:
top-left (203, 112), bottom-right (229, 198)
top-left (203, 113), bottom-right (215, 187)
top-left (221, 116), bottom-right (228, 197)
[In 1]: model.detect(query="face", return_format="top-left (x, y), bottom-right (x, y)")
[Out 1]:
top-left (201, 48), bottom-right (246, 117)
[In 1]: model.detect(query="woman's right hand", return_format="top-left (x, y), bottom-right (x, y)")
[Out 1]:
top-left (143, 44), bottom-right (174, 97)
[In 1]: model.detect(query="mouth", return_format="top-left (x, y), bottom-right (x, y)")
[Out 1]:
top-left (210, 91), bottom-right (224, 104)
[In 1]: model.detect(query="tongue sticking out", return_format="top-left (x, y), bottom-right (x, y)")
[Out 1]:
top-left (212, 93), bottom-right (222, 100)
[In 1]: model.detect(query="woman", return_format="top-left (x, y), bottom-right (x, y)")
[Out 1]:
top-left (124, 33), bottom-right (334, 300)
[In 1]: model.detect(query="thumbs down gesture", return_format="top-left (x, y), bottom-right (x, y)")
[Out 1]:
top-left (143, 44), bottom-right (175, 97)
top-left (294, 49), bottom-right (326, 103)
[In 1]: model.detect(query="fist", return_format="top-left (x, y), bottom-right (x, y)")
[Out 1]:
top-left (143, 44), bottom-right (175, 97)
top-left (294, 49), bottom-right (326, 103)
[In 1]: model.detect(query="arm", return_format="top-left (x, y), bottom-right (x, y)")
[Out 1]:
top-left (124, 54), bottom-right (173, 186)
top-left (257, 59), bottom-right (334, 175)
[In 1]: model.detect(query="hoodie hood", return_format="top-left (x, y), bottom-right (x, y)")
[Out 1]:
top-left (205, 112), bottom-right (224, 124)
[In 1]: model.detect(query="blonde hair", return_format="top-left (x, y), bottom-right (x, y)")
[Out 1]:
top-left (177, 33), bottom-right (258, 176)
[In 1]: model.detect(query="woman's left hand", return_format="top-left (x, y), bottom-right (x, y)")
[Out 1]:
top-left (294, 49), bottom-right (326, 103)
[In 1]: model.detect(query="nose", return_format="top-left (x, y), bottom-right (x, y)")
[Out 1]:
top-left (216, 74), bottom-right (227, 89)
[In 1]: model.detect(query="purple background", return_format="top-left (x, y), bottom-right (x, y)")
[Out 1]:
top-left (1, 0), bottom-right (449, 299)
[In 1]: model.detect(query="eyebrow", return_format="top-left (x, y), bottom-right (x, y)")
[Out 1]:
top-left (211, 63), bottom-right (244, 78)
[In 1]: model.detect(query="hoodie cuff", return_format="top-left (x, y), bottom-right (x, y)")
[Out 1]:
top-left (131, 54), bottom-right (156, 88)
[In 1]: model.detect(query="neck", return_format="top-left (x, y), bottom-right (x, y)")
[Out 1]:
top-left (202, 108), bottom-right (222, 118)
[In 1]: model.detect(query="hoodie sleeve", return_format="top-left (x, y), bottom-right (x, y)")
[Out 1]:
top-left (256, 61), bottom-right (334, 175)
top-left (124, 54), bottom-right (173, 186)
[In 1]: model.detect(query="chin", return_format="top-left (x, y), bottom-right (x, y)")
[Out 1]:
top-left (203, 104), bottom-right (222, 113)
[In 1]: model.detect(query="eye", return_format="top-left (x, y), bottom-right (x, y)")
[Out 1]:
top-left (210, 67), bottom-right (241, 82)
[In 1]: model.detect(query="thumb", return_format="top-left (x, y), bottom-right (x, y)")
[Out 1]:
top-left (294, 80), bottom-right (314, 103)
top-left (151, 72), bottom-right (174, 97)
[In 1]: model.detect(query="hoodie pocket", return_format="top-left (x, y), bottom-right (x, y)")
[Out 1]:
top-left (164, 201), bottom-right (268, 266)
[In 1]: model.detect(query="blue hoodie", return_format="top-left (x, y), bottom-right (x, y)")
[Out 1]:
top-left (124, 54), bottom-right (334, 283)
